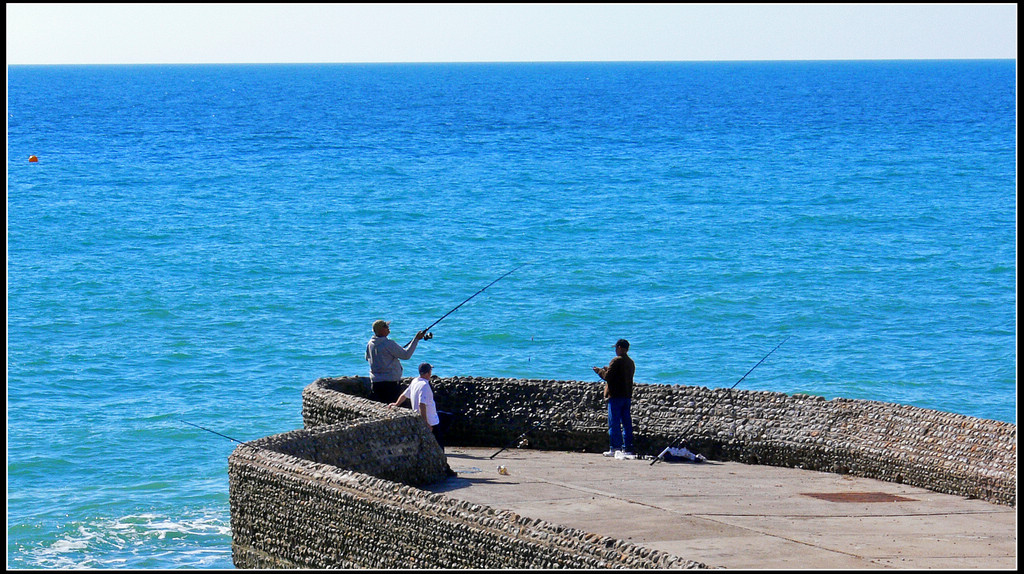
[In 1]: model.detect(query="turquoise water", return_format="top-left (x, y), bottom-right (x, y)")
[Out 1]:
top-left (7, 61), bottom-right (1016, 568)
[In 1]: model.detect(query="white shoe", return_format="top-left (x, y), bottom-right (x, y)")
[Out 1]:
top-left (603, 450), bottom-right (617, 457)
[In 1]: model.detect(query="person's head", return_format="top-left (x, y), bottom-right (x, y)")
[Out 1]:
top-left (615, 339), bottom-right (630, 356)
top-left (419, 362), bottom-right (432, 377)
top-left (372, 320), bottom-right (391, 336)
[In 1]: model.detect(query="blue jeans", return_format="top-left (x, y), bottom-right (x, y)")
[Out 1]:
top-left (607, 397), bottom-right (633, 452)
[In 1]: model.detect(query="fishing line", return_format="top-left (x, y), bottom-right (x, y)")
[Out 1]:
top-left (651, 336), bottom-right (790, 465)
top-left (420, 263), bottom-right (527, 335)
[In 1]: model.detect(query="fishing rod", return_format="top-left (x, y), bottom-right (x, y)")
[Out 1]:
top-left (180, 419), bottom-right (260, 450)
top-left (420, 264), bottom-right (526, 336)
top-left (490, 386), bottom-right (594, 459)
top-left (650, 336), bottom-right (790, 465)
top-left (489, 425), bottom-right (536, 460)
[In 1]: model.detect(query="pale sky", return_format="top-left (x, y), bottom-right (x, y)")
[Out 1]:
top-left (5, 3), bottom-right (1018, 65)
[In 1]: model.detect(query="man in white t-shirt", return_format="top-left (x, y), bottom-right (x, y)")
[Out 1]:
top-left (391, 363), bottom-right (456, 477)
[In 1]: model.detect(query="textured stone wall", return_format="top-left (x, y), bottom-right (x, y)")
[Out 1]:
top-left (229, 375), bottom-right (1015, 569)
top-left (231, 380), bottom-right (704, 569)
top-left (304, 376), bottom-right (1016, 506)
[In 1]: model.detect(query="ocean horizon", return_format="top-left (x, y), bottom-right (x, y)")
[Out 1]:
top-left (7, 60), bottom-right (1016, 568)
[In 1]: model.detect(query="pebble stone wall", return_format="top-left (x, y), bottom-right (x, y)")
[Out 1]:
top-left (230, 382), bottom-right (704, 569)
top-left (229, 375), bottom-right (1015, 569)
top-left (303, 376), bottom-right (1015, 506)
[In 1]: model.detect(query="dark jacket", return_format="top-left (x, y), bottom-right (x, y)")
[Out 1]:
top-left (603, 355), bottom-right (635, 398)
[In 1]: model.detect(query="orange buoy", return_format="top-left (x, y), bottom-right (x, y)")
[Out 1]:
top-left (29, 155), bottom-right (38, 162)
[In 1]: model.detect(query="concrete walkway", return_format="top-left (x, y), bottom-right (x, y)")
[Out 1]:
top-left (425, 447), bottom-right (1016, 569)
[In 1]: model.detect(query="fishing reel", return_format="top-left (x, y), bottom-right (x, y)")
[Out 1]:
top-left (423, 332), bottom-right (433, 341)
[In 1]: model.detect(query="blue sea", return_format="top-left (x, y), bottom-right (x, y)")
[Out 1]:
top-left (6, 61), bottom-right (1016, 568)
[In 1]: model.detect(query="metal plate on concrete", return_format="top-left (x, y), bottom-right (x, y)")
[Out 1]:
top-left (801, 491), bottom-right (916, 503)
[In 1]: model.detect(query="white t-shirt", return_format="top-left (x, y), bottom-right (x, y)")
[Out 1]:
top-left (400, 376), bottom-right (439, 427)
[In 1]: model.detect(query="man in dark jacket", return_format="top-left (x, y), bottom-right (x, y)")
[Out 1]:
top-left (593, 339), bottom-right (635, 456)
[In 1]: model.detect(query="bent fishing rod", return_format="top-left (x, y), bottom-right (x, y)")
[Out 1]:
top-left (419, 264), bottom-right (526, 337)
top-left (651, 335), bottom-right (790, 465)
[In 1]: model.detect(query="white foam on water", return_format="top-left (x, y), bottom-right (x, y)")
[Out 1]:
top-left (23, 510), bottom-right (233, 569)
